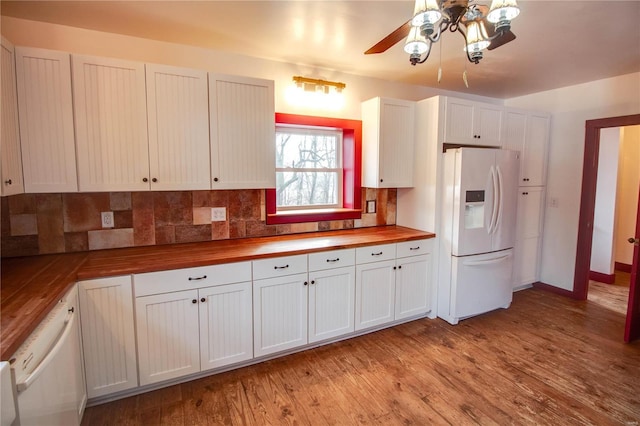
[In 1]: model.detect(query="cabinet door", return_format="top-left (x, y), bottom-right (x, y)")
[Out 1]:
top-left (199, 282), bottom-right (253, 371)
top-left (513, 237), bottom-right (541, 288)
top-left (73, 55), bottom-right (149, 191)
top-left (517, 187), bottom-right (544, 239)
top-left (522, 114), bottom-right (550, 186)
top-left (444, 98), bottom-right (475, 144)
top-left (146, 64), bottom-right (211, 190)
top-left (209, 74), bottom-right (275, 189)
top-left (1, 38), bottom-right (24, 196)
top-left (136, 290), bottom-right (200, 386)
top-left (308, 266), bottom-right (355, 343)
top-left (395, 254), bottom-right (431, 320)
top-left (503, 110), bottom-right (527, 182)
top-left (379, 99), bottom-right (415, 188)
top-left (474, 104), bottom-right (503, 146)
top-left (15, 47), bottom-right (77, 192)
top-left (355, 259), bottom-right (396, 331)
top-left (78, 276), bottom-right (138, 399)
top-left (253, 273), bottom-right (308, 357)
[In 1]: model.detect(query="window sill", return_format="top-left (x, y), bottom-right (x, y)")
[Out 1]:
top-left (266, 208), bottom-right (362, 225)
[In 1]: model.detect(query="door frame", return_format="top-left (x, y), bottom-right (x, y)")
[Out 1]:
top-left (574, 114), bottom-right (640, 341)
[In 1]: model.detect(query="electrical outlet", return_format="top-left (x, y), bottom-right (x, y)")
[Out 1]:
top-left (101, 211), bottom-right (114, 228)
top-left (211, 207), bottom-right (227, 222)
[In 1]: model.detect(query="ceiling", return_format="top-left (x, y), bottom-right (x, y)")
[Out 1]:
top-left (2, 1), bottom-right (640, 98)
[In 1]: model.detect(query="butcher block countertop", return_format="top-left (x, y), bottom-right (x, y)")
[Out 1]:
top-left (1, 226), bottom-right (434, 360)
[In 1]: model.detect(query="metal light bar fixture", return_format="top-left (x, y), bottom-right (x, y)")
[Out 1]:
top-left (292, 76), bottom-right (346, 93)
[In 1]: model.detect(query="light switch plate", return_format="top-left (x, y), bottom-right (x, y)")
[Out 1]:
top-left (211, 207), bottom-right (227, 222)
top-left (101, 211), bottom-right (114, 228)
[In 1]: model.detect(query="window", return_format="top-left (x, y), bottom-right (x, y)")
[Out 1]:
top-left (276, 126), bottom-right (343, 210)
top-left (266, 113), bottom-right (362, 225)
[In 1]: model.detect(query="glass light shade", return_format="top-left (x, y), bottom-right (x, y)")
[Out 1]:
top-left (411, 0), bottom-right (442, 26)
top-left (487, 0), bottom-right (520, 23)
top-left (464, 21), bottom-right (490, 52)
top-left (404, 26), bottom-right (430, 55)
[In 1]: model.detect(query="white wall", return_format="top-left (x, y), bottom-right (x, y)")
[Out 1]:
top-left (590, 128), bottom-right (620, 275)
top-left (615, 125), bottom-right (640, 266)
top-left (0, 16), bottom-right (502, 121)
top-left (506, 72), bottom-right (640, 291)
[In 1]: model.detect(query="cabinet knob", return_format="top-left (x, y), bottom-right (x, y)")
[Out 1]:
top-left (200, 297), bottom-right (206, 303)
top-left (304, 281), bottom-right (308, 286)
top-left (311, 280), bottom-right (315, 285)
top-left (393, 266), bottom-right (397, 270)
top-left (4, 179), bottom-right (12, 185)
top-left (143, 177), bottom-right (148, 183)
top-left (213, 177), bottom-right (219, 182)
top-left (192, 299), bottom-right (197, 304)
top-left (522, 192), bottom-right (529, 195)
top-left (398, 265), bottom-right (402, 269)
top-left (152, 178), bottom-right (158, 183)
top-left (380, 179), bottom-right (383, 183)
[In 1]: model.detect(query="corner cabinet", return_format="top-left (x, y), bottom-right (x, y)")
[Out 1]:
top-left (78, 276), bottom-right (138, 399)
top-left (72, 55), bottom-right (150, 192)
top-left (0, 37), bottom-right (24, 196)
top-left (209, 74), bottom-right (275, 189)
top-left (15, 47), bottom-right (78, 192)
top-left (444, 97), bottom-right (503, 147)
top-left (361, 97), bottom-right (415, 188)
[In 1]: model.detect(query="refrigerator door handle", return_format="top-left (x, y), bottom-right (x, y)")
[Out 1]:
top-left (494, 165), bottom-right (504, 235)
top-left (488, 166), bottom-right (499, 235)
top-left (462, 253), bottom-right (512, 266)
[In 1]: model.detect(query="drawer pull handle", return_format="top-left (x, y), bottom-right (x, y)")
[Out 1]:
top-left (326, 258), bottom-right (340, 263)
top-left (371, 252), bottom-right (383, 256)
top-left (188, 275), bottom-right (207, 281)
top-left (409, 246), bottom-right (420, 251)
top-left (274, 265), bottom-right (289, 270)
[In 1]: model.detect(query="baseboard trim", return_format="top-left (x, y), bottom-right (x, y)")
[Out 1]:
top-left (589, 270), bottom-right (615, 284)
top-left (533, 281), bottom-right (577, 299)
top-left (615, 262), bottom-right (632, 273)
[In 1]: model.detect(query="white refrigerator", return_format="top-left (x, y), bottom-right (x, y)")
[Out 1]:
top-left (438, 147), bottom-right (519, 325)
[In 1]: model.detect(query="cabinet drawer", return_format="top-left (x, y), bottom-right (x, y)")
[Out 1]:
top-left (252, 254), bottom-right (307, 280)
top-left (308, 249), bottom-right (355, 272)
top-left (396, 239), bottom-right (433, 258)
top-left (355, 244), bottom-right (396, 264)
top-left (134, 261), bottom-right (251, 297)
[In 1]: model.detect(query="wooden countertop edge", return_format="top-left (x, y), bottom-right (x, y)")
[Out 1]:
top-left (1, 226), bottom-right (434, 360)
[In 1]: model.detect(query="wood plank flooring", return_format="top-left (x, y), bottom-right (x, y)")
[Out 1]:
top-left (588, 270), bottom-right (631, 315)
top-left (81, 288), bottom-right (640, 425)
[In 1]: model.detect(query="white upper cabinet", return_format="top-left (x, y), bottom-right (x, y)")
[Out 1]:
top-left (146, 64), bottom-right (211, 190)
top-left (209, 74), bottom-right (275, 189)
top-left (444, 97), bottom-right (503, 147)
top-left (504, 109), bottom-right (550, 187)
top-left (362, 97), bottom-right (415, 188)
top-left (72, 55), bottom-right (149, 192)
top-left (1, 38), bottom-right (24, 196)
top-left (15, 47), bottom-right (77, 192)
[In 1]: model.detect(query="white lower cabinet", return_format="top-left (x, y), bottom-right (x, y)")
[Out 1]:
top-left (308, 266), bottom-right (356, 343)
top-left (78, 276), bottom-right (138, 399)
top-left (355, 258), bottom-right (397, 330)
top-left (513, 187), bottom-right (545, 289)
top-left (395, 254), bottom-right (431, 320)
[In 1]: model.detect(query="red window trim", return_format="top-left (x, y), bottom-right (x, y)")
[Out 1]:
top-left (266, 113), bottom-right (362, 225)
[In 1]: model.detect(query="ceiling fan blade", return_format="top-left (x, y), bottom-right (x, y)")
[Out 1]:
top-left (487, 30), bottom-right (516, 50)
top-left (364, 20), bottom-right (412, 54)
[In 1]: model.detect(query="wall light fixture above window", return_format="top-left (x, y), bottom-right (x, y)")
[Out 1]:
top-left (286, 76), bottom-right (346, 110)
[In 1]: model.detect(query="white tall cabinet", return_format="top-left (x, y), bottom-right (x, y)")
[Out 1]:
top-left (72, 55), bottom-right (150, 192)
top-left (504, 109), bottom-right (550, 289)
top-left (15, 47), bottom-right (77, 192)
top-left (361, 97), bottom-right (415, 188)
top-left (209, 74), bottom-right (275, 189)
top-left (146, 64), bottom-right (211, 190)
top-left (78, 276), bottom-right (138, 399)
top-left (444, 97), bottom-right (503, 147)
top-left (0, 38), bottom-right (24, 196)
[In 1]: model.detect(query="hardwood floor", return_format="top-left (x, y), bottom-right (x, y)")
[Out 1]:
top-left (588, 271), bottom-right (631, 315)
top-left (81, 288), bottom-right (640, 425)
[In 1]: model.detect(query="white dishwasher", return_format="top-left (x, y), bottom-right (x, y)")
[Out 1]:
top-left (10, 286), bottom-right (86, 426)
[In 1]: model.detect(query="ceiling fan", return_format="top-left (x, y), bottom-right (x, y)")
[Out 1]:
top-left (365, 0), bottom-right (519, 66)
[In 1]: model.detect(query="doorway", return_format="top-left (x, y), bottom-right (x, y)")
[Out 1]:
top-left (574, 114), bottom-right (640, 342)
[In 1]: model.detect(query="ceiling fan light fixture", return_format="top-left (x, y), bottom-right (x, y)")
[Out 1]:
top-left (487, 0), bottom-right (520, 30)
top-left (404, 26), bottom-right (430, 55)
top-left (464, 20), bottom-right (490, 53)
top-left (411, 0), bottom-right (442, 27)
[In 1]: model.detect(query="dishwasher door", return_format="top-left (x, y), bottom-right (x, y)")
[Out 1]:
top-left (13, 289), bottom-right (86, 426)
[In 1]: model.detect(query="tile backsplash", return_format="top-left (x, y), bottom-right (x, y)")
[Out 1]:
top-left (1, 188), bottom-right (396, 257)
